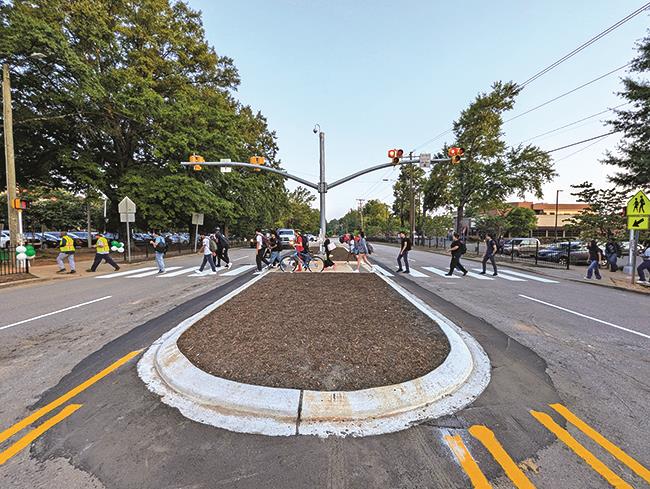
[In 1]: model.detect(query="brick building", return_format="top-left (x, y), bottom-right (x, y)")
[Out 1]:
top-left (508, 201), bottom-right (590, 238)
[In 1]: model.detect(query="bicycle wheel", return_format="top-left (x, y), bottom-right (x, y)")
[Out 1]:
top-left (279, 254), bottom-right (299, 272)
top-left (305, 256), bottom-right (325, 272)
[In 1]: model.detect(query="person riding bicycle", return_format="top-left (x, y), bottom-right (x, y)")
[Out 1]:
top-left (295, 231), bottom-right (311, 266)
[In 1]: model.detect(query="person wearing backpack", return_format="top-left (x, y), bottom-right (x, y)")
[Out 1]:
top-left (446, 232), bottom-right (468, 276)
top-left (197, 233), bottom-right (217, 274)
top-left (149, 231), bottom-right (167, 273)
top-left (479, 232), bottom-right (498, 276)
top-left (214, 227), bottom-right (231, 269)
top-left (267, 233), bottom-right (282, 268)
top-left (604, 238), bottom-right (620, 272)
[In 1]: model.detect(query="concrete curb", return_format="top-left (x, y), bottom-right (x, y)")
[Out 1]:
top-left (138, 270), bottom-right (490, 438)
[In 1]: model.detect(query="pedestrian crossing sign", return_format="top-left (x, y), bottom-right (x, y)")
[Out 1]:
top-left (626, 190), bottom-right (649, 216)
top-left (628, 215), bottom-right (649, 230)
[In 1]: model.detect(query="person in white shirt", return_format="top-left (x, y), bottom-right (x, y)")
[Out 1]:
top-left (255, 228), bottom-right (270, 271)
top-left (197, 233), bottom-right (217, 273)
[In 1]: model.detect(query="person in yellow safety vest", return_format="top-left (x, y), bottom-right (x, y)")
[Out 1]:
top-left (86, 233), bottom-right (120, 273)
top-left (56, 231), bottom-right (76, 274)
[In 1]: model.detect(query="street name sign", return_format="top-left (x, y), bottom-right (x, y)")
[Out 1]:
top-left (628, 216), bottom-right (649, 231)
top-left (118, 197), bottom-right (136, 214)
top-left (419, 153), bottom-right (431, 168)
top-left (220, 158), bottom-right (232, 173)
top-left (191, 212), bottom-right (204, 225)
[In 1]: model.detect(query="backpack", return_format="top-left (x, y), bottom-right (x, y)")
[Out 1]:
top-left (209, 238), bottom-right (218, 253)
top-left (459, 242), bottom-right (467, 255)
top-left (156, 239), bottom-right (168, 253)
top-left (338, 236), bottom-right (345, 244)
top-left (218, 233), bottom-right (229, 247)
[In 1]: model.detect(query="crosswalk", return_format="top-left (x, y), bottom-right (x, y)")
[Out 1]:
top-left (375, 264), bottom-right (559, 284)
top-left (94, 264), bottom-right (255, 280)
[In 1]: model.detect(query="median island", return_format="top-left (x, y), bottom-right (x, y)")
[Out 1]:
top-left (177, 273), bottom-right (450, 391)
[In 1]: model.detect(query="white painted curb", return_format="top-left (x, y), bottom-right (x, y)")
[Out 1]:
top-left (138, 270), bottom-right (490, 437)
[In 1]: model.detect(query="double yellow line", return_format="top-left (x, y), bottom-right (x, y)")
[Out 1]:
top-left (0, 350), bottom-right (141, 465)
top-left (445, 403), bottom-right (650, 488)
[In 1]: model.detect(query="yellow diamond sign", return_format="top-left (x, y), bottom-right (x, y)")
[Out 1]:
top-left (626, 190), bottom-right (649, 216)
top-left (628, 215), bottom-right (649, 230)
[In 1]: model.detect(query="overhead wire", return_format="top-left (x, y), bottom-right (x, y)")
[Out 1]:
top-left (545, 130), bottom-right (620, 153)
top-left (552, 134), bottom-right (615, 163)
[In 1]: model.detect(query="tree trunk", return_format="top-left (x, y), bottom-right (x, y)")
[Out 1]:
top-left (456, 202), bottom-right (465, 236)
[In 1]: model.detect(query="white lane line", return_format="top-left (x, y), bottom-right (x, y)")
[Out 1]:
top-left (0, 296), bottom-right (112, 332)
top-left (96, 267), bottom-right (156, 279)
top-left (471, 268), bottom-right (526, 282)
top-left (456, 270), bottom-right (493, 280)
top-left (519, 294), bottom-right (650, 340)
top-left (498, 268), bottom-right (559, 283)
top-left (221, 265), bottom-right (255, 276)
top-left (423, 266), bottom-right (459, 278)
top-left (159, 267), bottom-right (199, 278)
top-left (373, 265), bottom-right (394, 277)
top-left (407, 268), bottom-right (428, 278)
top-left (232, 256), bottom-right (246, 262)
top-left (128, 267), bottom-right (181, 278)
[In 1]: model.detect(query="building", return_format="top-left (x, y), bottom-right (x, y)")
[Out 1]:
top-left (508, 201), bottom-right (590, 238)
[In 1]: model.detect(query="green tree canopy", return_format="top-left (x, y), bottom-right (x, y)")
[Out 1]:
top-left (565, 182), bottom-right (627, 240)
top-left (506, 207), bottom-right (537, 237)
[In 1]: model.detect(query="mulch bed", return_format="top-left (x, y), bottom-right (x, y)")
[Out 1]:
top-left (177, 273), bottom-right (450, 391)
top-left (328, 246), bottom-right (355, 261)
top-left (0, 273), bottom-right (36, 284)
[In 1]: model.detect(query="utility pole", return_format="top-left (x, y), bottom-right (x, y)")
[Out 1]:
top-left (356, 198), bottom-right (365, 230)
top-left (2, 63), bottom-right (18, 244)
top-left (409, 152), bottom-right (415, 243)
top-left (554, 189), bottom-right (563, 242)
top-left (318, 129), bottom-right (326, 241)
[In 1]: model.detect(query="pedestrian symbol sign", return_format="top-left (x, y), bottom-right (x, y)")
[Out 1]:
top-left (628, 216), bottom-right (649, 230)
top-left (626, 190), bottom-right (649, 216)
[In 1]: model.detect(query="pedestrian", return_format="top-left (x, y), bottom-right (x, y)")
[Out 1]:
top-left (197, 233), bottom-right (217, 274)
top-left (396, 231), bottom-right (411, 274)
top-left (323, 236), bottom-right (335, 269)
top-left (584, 239), bottom-right (603, 280)
top-left (268, 233), bottom-right (282, 268)
top-left (498, 236), bottom-right (505, 254)
top-left (446, 232), bottom-right (468, 276)
top-left (214, 227), bottom-right (232, 269)
top-left (86, 233), bottom-right (120, 273)
top-left (254, 228), bottom-right (270, 272)
top-left (150, 231), bottom-right (167, 273)
top-left (354, 231), bottom-right (372, 272)
top-left (480, 232), bottom-right (498, 276)
top-left (56, 231), bottom-right (76, 274)
top-left (604, 237), bottom-right (621, 272)
top-left (637, 241), bottom-right (650, 284)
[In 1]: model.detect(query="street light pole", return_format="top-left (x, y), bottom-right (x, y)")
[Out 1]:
top-left (318, 129), bottom-right (326, 242)
top-left (2, 63), bottom-right (18, 244)
top-left (554, 189), bottom-right (563, 241)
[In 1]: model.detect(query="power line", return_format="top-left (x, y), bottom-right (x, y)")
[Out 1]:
top-left (518, 2), bottom-right (650, 88)
top-left (546, 130), bottom-right (620, 153)
top-left (518, 102), bottom-right (629, 144)
top-left (504, 62), bottom-right (631, 124)
top-left (553, 135), bottom-right (614, 163)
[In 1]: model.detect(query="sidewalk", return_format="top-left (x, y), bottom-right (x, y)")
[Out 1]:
top-left (378, 241), bottom-right (650, 295)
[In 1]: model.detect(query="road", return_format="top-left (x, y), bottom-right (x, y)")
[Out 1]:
top-left (0, 244), bottom-right (648, 488)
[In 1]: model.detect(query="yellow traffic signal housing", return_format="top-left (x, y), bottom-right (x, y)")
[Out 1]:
top-left (193, 165), bottom-right (203, 171)
top-left (12, 198), bottom-right (27, 209)
top-left (249, 155), bottom-right (265, 171)
top-left (189, 154), bottom-right (205, 163)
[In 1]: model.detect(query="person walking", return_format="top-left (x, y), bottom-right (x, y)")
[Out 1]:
top-left (267, 233), bottom-right (282, 268)
top-left (254, 228), bottom-right (270, 272)
top-left (584, 239), bottom-right (603, 280)
top-left (604, 238), bottom-right (621, 272)
top-left (214, 227), bottom-right (232, 269)
top-left (197, 233), bottom-right (217, 274)
top-left (354, 231), bottom-right (372, 272)
top-left (480, 233), bottom-right (498, 276)
top-left (86, 233), bottom-right (120, 272)
top-left (446, 232), bottom-right (468, 276)
top-left (56, 231), bottom-right (76, 274)
top-left (396, 231), bottom-right (411, 274)
top-left (150, 231), bottom-right (167, 273)
top-left (637, 241), bottom-right (650, 284)
top-left (323, 236), bottom-right (335, 269)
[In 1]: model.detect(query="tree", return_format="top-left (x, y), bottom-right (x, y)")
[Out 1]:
top-left (446, 81), bottom-right (555, 232)
top-left (279, 187), bottom-right (319, 233)
top-left (565, 182), bottom-right (627, 240)
top-left (475, 214), bottom-right (509, 239)
top-left (421, 215), bottom-right (454, 237)
top-left (603, 31), bottom-right (650, 189)
top-left (506, 207), bottom-right (537, 237)
top-left (392, 165), bottom-right (424, 229)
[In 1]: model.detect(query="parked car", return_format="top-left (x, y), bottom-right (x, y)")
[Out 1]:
top-left (71, 231), bottom-right (96, 245)
top-left (22, 232), bottom-right (43, 249)
top-left (502, 238), bottom-right (541, 257)
top-left (0, 230), bottom-right (10, 249)
top-left (538, 242), bottom-right (590, 265)
top-left (277, 228), bottom-right (296, 246)
top-left (43, 231), bottom-right (85, 248)
top-left (37, 232), bottom-right (61, 249)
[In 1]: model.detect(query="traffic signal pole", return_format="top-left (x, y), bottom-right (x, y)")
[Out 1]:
top-left (2, 63), bottom-right (19, 244)
top-left (318, 131), bottom-right (326, 241)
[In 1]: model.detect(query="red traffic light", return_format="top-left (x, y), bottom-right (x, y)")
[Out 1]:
top-left (388, 149), bottom-right (396, 159)
top-left (448, 146), bottom-right (464, 164)
top-left (388, 148), bottom-right (404, 164)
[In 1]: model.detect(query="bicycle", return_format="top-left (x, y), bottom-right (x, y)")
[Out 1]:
top-left (279, 250), bottom-right (324, 273)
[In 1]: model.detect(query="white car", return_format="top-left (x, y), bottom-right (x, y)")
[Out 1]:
top-left (277, 228), bottom-right (296, 245)
top-left (0, 230), bottom-right (10, 249)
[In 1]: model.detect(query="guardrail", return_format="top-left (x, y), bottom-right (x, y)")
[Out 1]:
top-left (0, 245), bottom-right (30, 276)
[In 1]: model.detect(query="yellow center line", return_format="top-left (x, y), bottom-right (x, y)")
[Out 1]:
top-left (444, 434), bottom-right (493, 488)
top-left (0, 404), bottom-right (82, 465)
top-left (0, 349), bottom-right (142, 444)
top-left (530, 410), bottom-right (632, 489)
top-left (549, 404), bottom-right (650, 484)
top-left (468, 425), bottom-right (536, 489)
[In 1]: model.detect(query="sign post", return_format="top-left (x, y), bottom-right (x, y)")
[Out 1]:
top-left (191, 212), bottom-right (204, 252)
top-left (118, 197), bottom-right (136, 263)
top-left (624, 190), bottom-right (649, 283)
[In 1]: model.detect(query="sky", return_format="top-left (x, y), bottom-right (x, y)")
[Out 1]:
top-left (187, 0), bottom-right (649, 220)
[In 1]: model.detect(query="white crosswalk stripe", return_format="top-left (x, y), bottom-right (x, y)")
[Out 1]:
top-left (128, 266), bottom-right (181, 278)
top-left (455, 270), bottom-right (493, 280)
top-left (159, 267), bottom-right (200, 277)
top-left (496, 268), bottom-right (559, 283)
top-left (221, 264), bottom-right (255, 276)
top-left (422, 266), bottom-right (458, 278)
top-left (406, 268), bottom-right (428, 278)
top-left (471, 268), bottom-right (526, 282)
top-left (373, 265), bottom-right (394, 277)
top-left (95, 267), bottom-right (157, 279)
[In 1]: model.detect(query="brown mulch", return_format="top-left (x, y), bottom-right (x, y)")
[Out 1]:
top-left (0, 273), bottom-right (36, 284)
top-left (328, 246), bottom-right (355, 261)
top-left (177, 273), bottom-right (450, 391)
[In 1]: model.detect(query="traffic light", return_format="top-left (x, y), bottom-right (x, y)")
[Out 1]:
top-left (189, 154), bottom-right (205, 171)
top-left (388, 148), bottom-right (404, 164)
top-left (448, 147), bottom-right (465, 164)
top-left (11, 198), bottom-right (27, 210)
top-left (249, 155), bottom-right (265, 171)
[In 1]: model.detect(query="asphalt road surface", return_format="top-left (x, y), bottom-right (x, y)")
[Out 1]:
top-left (0, 244), bottom-right (648, 488)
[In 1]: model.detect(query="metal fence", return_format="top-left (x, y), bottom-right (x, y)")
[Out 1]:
top-left (122, 239), bottom-right (249, 263)
top-left (370, 236), bottom-right (576, 270)
top-left (0, 245), bottom-right (30, 276)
